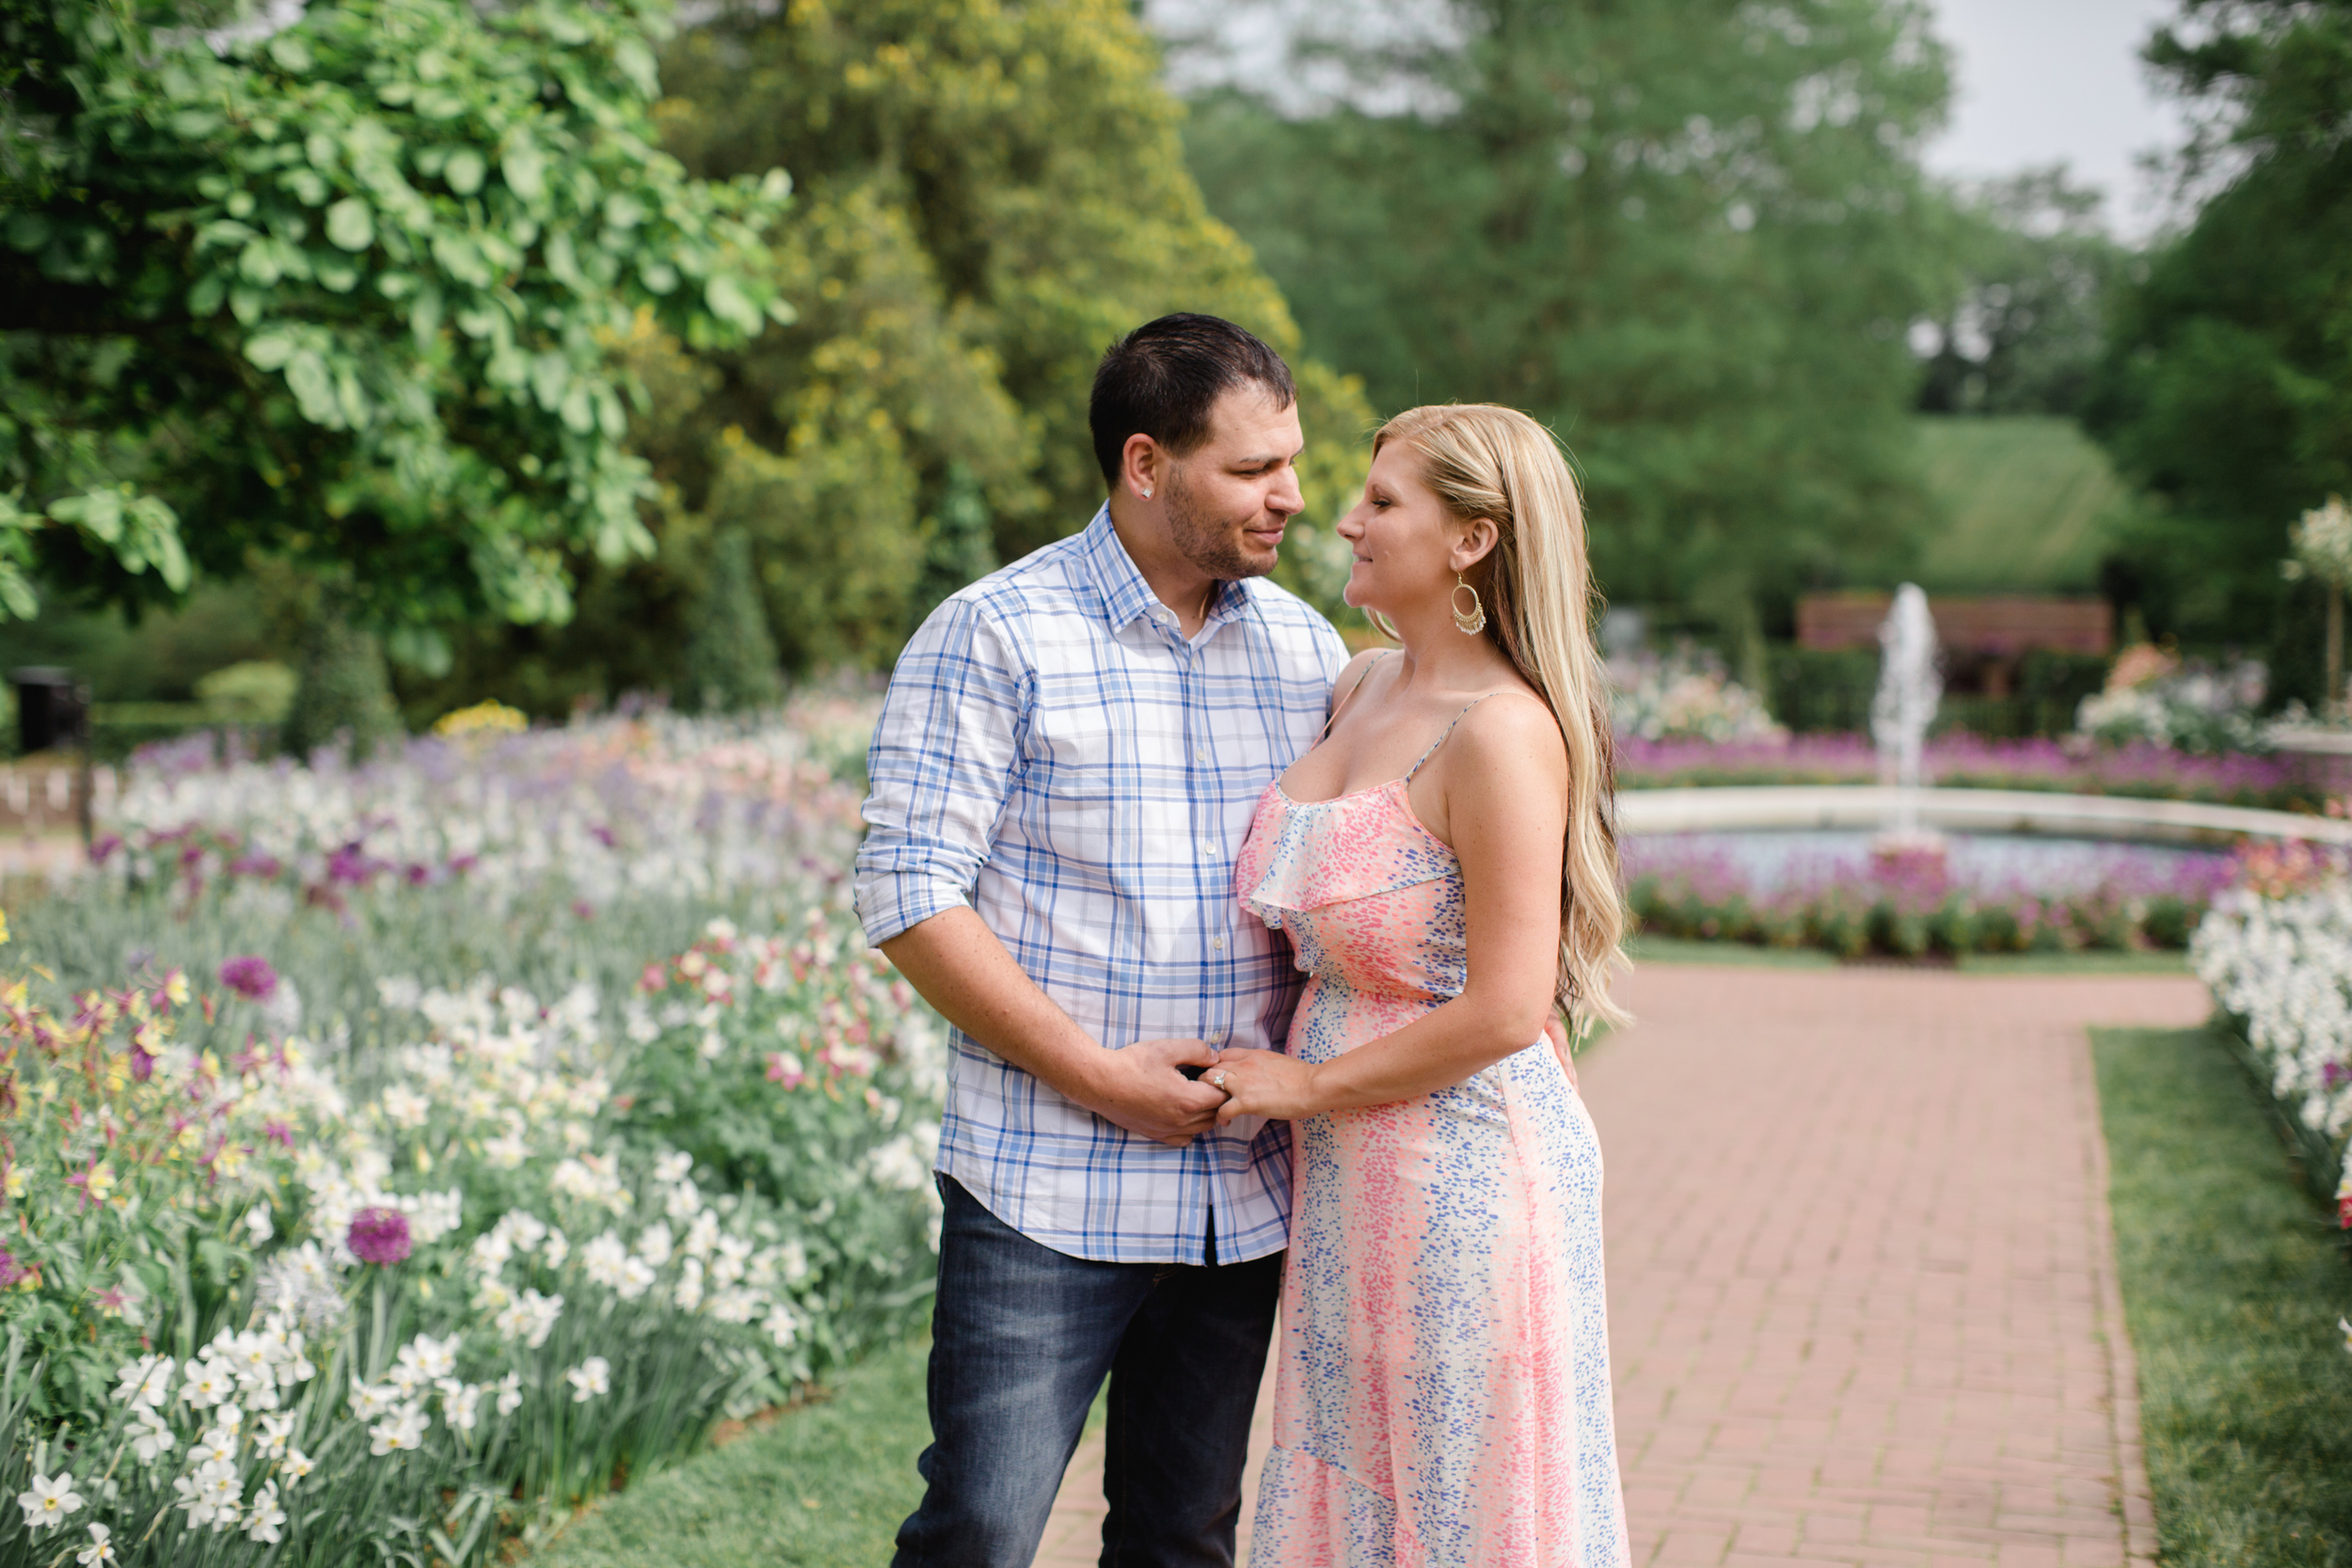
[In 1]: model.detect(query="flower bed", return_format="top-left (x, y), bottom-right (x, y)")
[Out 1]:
top-left (1617, 731), bottom-right (2319, 812)
top-left (2192, 839), bottom-right (2352, 1214)
top-left (0, 911), bottom-right (941, 1566)
top-left (1626, 834), bottom-right (2233, 958)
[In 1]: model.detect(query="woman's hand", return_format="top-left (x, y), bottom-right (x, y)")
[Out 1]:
top-left (1209, 1047), bottom-right (1325, 1125)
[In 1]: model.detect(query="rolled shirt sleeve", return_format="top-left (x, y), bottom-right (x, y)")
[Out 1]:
top-left (854, 596), bottom-right (1030, 948)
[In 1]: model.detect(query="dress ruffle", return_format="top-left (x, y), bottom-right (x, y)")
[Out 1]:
top-left (1237, 784), bottom-right (1460, 931)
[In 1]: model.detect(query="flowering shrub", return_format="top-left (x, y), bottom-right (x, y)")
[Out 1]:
top-left (1616, 730), bottom-right (2315, 810)
top-left (2075, 643), bottom-right (2269, 755)
top-left (0, 908), bottom-right (946, 1565)
top-left (1627, 835), bottom-right (2232, 958)
top-left (1609, 645), bottom-right (1788, 744)
top-left (2193, 839), bottom-right (2352, 1221)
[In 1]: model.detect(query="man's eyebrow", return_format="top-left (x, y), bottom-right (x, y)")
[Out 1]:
top-left (1232, 447), bottom-right (1305, 467)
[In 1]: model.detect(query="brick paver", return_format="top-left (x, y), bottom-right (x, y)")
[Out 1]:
top-left (1033, 963), bottom-right (2206, 1566)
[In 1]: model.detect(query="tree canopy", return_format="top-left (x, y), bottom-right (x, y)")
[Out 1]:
top-left (2084, 0), bottom-right (2352, 690)
top-left (1176, 0), bottom-right (1955, 673)
top-left (0, 0), bottom-right (790, 657)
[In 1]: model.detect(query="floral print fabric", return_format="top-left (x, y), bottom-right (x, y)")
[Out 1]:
top-left (1236, 773), bottom-right (1630, 1568)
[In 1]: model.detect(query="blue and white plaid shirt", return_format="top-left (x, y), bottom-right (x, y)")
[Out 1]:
top-left (854, 505), bottom-right (1349, 1264)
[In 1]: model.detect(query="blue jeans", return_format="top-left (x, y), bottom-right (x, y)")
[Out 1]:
top-left (892, 1176), bottom-right (1282, 1568)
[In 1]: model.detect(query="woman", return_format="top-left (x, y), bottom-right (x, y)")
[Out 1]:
top-left (1209, 404), bottom-right (1632, 1566)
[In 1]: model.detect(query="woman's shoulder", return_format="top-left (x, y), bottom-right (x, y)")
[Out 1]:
top-left (1447, 685), bottom-right (1566, 772)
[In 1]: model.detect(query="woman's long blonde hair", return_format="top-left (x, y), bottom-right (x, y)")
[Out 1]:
top-left (1375, 404), bottom-right (1630, 1034)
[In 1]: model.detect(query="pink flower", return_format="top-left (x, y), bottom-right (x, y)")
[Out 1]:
top-left (347, 1207), bottom-right (412, 1265)
top-left (765, 1052), bottom-right (804, 1090)
top-left (217, 956), bottom-right (278, 1003)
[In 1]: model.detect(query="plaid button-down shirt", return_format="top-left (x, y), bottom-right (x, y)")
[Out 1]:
top-left (854, 505), bottom-right (1349, 1264)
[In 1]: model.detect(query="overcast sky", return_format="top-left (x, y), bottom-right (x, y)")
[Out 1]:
top-left (1145, 0), bottom-right (2198, 240)
top-left (1920, 0), bottom-right (2191, 238)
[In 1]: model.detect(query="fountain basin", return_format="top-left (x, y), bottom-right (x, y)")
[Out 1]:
top-left (1617, 784), bottom-right (2352, 847)
top-left (1626, 828), bottom-right (2227, 896)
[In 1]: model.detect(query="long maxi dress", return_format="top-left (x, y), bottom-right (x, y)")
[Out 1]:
top-left (1233, 704), bottom-right (1631, 1568)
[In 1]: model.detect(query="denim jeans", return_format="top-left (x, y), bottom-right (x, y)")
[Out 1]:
top-left (891, 1175), bottom-right (1283, 1568)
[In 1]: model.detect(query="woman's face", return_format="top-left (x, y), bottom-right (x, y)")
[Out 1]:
top-left (1335, 441), bottom-right (1462, 613)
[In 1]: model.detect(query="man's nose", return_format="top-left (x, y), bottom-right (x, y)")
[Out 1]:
top-left (1268, 470), bottom-right (1305, 517)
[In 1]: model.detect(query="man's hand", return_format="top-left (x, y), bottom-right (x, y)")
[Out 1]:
top-left (1544, 1015), bottom-right (1579, 1091)
top-left (1082, 1037), bottom-right (1231, 1148)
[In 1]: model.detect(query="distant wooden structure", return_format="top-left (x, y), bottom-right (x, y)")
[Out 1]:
top-left (1796, 593), bottom-right (2113, 697)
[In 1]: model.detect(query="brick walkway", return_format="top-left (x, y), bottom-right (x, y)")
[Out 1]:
top-left (1034, 963), bottom-right (2208, 1567)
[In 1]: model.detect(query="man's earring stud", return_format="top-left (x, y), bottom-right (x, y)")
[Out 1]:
top-left (1140, 487), bottom-right (1152, 499)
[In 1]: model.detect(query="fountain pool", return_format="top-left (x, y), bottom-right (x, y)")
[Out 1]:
top-left (1624, 829), bottom-right (2232, 897)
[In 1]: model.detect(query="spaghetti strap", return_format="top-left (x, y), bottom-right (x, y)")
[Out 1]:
top-left (1318, 649), bottom-right (1396, 740)
top-left (1403, 694), bottom-right (1496, 782)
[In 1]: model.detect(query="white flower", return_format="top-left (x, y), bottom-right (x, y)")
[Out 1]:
top-left (380, 1084), bottom-right (432, 1128)
top-left (540, 1227), bottom-right (569, 1269)
top-left (18, 1471), bottom-right (83, 1532)
top-left (665, 1178), bottom-right (702, 1222)
top-left (763, 1302), bottom-right (801, 1349)
top-left (581, 1230), bottom-right (629, 1289)
top-left (635, 1222), bottom-right (675, 1270)
top-left (492, 1287), bottom-right (564, 1348)
top-left (496, 1210), bottom-right (548, 1252)
top-left (128, 1405), bottom-right (177, 1465)
top-left (398, 1332), bottom-right (459, 1382)
top-left (257, 1413), bottom-right (297, 1460)
top-left (674, 1258), bottom-right (705, 1313)
top-left (369, 1402), bottom-right (430, 1455)
top-left (280, 1449), bottom-right (315, 1484)
top-left (74, 1522), bottom-right (115, 1566)
top-left (709, 1287), bottom-right (763, 1324)
top-left (495, 1372), bottom-right (523, 1416)
top-left (181, 1356), bottom-right (234, 1409)
top-left (349, 1379), bottom-right (399, 1420)
top-left (683, 1211), bottom-right (721, 1261)
top-left (564, 1357), bottom-right (611, 1403)
top-left (616, 1257), bottom-right (657, 1300)
top-left (244, 1203), bottom-right (274, 1244)
top-left (246, 1480), bottom-right (286, 1544)
top-left (469, 1228), bottom-right (514, 1275)
top-left (114, 1354), bottom-right (175, 1410)
top-left (716, 1235), bottom-right (755, 1288)
top-left (437, 1378), bottom-right (483, 1432)
top-left (186, 1424), bottom-right (238, 1469)
top-left (653, 1150), bottom-right (693, 1185)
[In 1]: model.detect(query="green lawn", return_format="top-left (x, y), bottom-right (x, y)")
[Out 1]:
top-left (2094, 1025), bottom-right (2352, 1565)
top-left (1625, 932), bottom-right (2187, 976)
top-left (532, 1337), bottom-right (934, 1567)
top-left (1912, 414), bottom-right (2137, 594)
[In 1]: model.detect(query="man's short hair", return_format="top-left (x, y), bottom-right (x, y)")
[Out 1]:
top-left (1089, 314), bottom-right (1297, 489)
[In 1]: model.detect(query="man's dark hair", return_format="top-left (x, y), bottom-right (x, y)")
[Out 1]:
top-left (1089, 313), bottom-right (1297, 489)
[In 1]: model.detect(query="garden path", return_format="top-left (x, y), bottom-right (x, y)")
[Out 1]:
top-left (1029, 962), bottom-right (2208, 1568)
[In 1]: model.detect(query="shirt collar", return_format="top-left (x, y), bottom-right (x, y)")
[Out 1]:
top-left (1077, 504), bottom-right (1260, 634)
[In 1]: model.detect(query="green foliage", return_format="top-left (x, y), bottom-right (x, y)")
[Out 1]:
top-left (278, 610), bottom-right (401, 760)
top-left (679, 530), bottom-right (785, 715)
top-left (2086, 0), bottom-right (2352, 690)
top-left (1911, 414), bottom-right (2142, 594)
top-left (2093, 1025), bottom-right (2352, 1567)
top-left (0, 0), bottom-right (791, 636)
top-left (1913, 170), bottom-right (2131, 418)
top-left (1179, 0), bottom-right (1953, 652)
top-left (534, 1335), bottom-right (931, 1568)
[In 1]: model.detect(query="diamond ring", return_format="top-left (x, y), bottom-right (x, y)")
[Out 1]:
top-left (1209, 1069), bottom-right (1229, 1090)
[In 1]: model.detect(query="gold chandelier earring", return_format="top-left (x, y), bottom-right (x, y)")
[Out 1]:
top-left (1450, 573), bottom-right (1487, 636)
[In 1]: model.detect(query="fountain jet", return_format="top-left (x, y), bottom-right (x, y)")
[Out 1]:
top-left (1871, 583), bottom-right (1945, 865)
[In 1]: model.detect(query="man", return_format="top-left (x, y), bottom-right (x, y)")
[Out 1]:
top-left (856, 313), bottom-right (1348, 1566)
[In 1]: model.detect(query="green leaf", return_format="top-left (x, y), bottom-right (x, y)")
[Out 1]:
top-left (445, 149), bottom-right (486, 196)
top-left (705, 274), bottom-right (761, 335)
top-left (502, 139), bottom-right (548, 204)
top-left (613, 38), bottom-right (659, 99)
top-left (244, 328), bottom-right (298, 371)
top-left (325, 198), bottom-right (375, 252)
top-left (4, 213), bottom-right (52, 253)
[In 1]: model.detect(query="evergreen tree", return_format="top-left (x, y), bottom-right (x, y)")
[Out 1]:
top-left (678, 529), bottom-right (785, 714)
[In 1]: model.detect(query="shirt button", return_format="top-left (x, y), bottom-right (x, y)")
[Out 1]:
top-left (1195, 746), bottom-right (1209, 763)
top-left (1200, 839), bottom-right (1218, 858)
top-left (1212, 935), bottom-right (1226, 950)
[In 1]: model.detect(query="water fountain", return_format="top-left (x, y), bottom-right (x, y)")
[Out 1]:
top-left (1870, 583), bottom-right (1946, 876)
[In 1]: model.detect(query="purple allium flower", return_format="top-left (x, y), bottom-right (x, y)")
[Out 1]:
top-left (347, 1207), bottom-right (412, 1265)
top-left (217, 956), bottom-right (279, 1003)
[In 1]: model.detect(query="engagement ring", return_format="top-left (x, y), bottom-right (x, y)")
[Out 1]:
top-left (1209, 1069), bottom-right (1229, 1090)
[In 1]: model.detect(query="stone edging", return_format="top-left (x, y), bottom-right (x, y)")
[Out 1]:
top-left (2078, 1026), bottom-right (2161, 1566)
top-left (1618, 784), bottom-right (2352, 847)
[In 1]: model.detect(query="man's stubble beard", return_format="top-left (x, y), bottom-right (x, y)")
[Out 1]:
top-left (1164, 467), bottom-right (1276, 583)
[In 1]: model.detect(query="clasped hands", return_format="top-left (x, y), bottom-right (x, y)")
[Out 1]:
top-left (1084, 1022), bottom-right (1577, 1149)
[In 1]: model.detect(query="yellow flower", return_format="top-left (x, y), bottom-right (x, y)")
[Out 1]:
top-left (0, 907), bottom-right (11, 944)
top-left (164, 970), bottom-right (189, 1006)
top-left (433, 700), bottom-right (529, 738)
top-left (4, 1164), bottom-right (24, 1199)
top-left (85, 1162), bottom-right (116, 1203)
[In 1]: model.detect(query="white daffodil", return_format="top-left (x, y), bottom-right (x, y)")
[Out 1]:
top-left (74, 1521), bottom-right (116, 1566)
top-left (128, 1405), bottom-right (177, 1465)
top-left (495, 1372), bottom-right (523, 1416)
top-left (17, 1471), bottom-right (83, 1532)
top-left (369, 1402), bottom-right (430, 1456)
top-left (246, 1481), bottom-right (286, 1544)
top-left (564, 1356), bottom-right (611, 1403)
top-left (348, 1379), bottom-right (400, 1420)
top-left (279, 1449), bottom-right (315, 1485)
top-left (437, 1378), bottom-right (483, 1432)
top-left (256, 1413), bottom-right (297, 1460)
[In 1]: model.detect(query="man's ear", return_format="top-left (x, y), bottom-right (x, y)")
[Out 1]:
top-left (1451, 517), bottom-right (1500, 572)
top-left (1121, 434), bottom-right (1163, 501)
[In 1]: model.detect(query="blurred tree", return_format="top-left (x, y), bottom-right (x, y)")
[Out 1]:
top-left (0, 0), bottom-right (791, 738)
top-left (678, 527), bottom-right (786, 713)
top-left (1913, 168), bottom-right (2130, 418)
top-left (2083, 0), bottom-right (2352, 702)
top-left (1177, 0), bottom-right (1955, 683)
